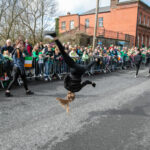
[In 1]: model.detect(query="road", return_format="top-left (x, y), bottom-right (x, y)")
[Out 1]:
top-left (0, 68), bottom-right (150, 150)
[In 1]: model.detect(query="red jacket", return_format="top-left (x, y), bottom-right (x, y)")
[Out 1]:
top-left (26, 44), bottom-right (32, 56)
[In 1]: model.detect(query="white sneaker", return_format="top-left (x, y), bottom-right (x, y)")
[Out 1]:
top-left (48, 76), bottom-right (52, 81)
top-left (45, 78), bottom-right (48, 81)
top-left (39, 74), bottom-right (42, 77)
top-left (135, 75), bottom-right (137, 78)
top-left (5, 76), bottom-right (9, 81)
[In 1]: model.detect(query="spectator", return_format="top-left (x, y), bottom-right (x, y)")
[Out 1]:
top-left (3, 51), bottom-right (13, 80)
top-left (82, 51), bottom-right (89, 64)
top-left (38, 49), bottom-right (44, 77)
top-left (69, 47), bottom-right (79, 62)
top-left (25, 39), bottom-right (32, 56)
top-left (39, 41), bottom-right (44, 50)
top-left (32, 44), bottom-right (40, 76)
top-left (0, 53), bottom-right (4, 79)
top-left (1, 39), bottom-right (14, 54)
top-left (53, 47), bottom-right (62, 79)
top-left (77, 47), bottom-right (83, 58)
top-left (44, 44), bottom-right (54, 80)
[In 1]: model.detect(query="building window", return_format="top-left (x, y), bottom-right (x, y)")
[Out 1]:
top-left (145, 36), bottom-right (147, 47)
top-left (148, 18), bottom-right (150, 27)
top-left (148, 36), bottom-right (149, 47)
top-left (139, 13), bottom-right (142, 24)
top-left (138, 34), bottom-right (140, 46)
top-left (61, 21), bottom-right (66, 30)
top-left (70, 20), bottom-right (74, 30)
top-left (99, 17), bottom-right (103, 27)
top-left (85, 19), bottom-right (89, 28)
top-left (144, 15), bottom-right (146, 25)
top-left (142, 35), bottom-right (144, 45)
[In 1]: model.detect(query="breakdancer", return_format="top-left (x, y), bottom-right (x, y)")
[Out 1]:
top-left (45, 32), bottom-right (99, 112)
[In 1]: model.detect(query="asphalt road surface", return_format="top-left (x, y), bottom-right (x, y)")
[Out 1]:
top-left (1, 68), bottom-right (150, 150)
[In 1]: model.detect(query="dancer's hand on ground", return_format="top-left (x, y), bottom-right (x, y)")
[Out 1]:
top-left (56, 97), bottom-right (71, 113)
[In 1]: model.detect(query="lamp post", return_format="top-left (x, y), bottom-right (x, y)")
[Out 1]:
top-left (92, 0), bottom-right (99, 51)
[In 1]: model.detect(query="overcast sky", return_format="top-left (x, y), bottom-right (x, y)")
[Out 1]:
top-left (56, 0), bottom-right (150, 16)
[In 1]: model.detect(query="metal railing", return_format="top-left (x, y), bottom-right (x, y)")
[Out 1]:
top-left (0, 55), bottom-right (148, 88)
top-left (60, 25), bottom-right (135, 47)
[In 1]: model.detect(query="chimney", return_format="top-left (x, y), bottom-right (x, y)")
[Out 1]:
top-left (111, 0), bottom-right (118, 9)
top-left (67, 12), bottom-right (71, 15)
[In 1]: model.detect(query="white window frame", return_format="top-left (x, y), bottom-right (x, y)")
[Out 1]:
top-left (145, 36), bottom-right (147, 47)
top-left (70, 20), bottom-right (74, 30)
top-left (85, 19), bottom-right (89, 28)
top-left (138, 34), bottom-right (140, 46)
top-left (98, 17), bottom-right (103, 27)
top-left (139, 13), bottom-right (142, 24)
top-left (61, 21), bottom-right (66, 30)
top-left (148, 17), bottom-right (150, 27)
top-left (144, 15), bottom-right (146, 25)
top-left (142, 35), bottom-right (144, 45)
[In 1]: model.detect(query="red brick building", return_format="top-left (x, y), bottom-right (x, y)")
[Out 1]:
top-left (58, 0), bottom-right (150, 47)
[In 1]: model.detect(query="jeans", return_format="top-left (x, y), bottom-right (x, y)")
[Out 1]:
top-left (45, 61), bottom-right (52, 76)
top-left (53, 61), bottom-right (61, 74)
top-left (38, 63), bottom-right (44, 75)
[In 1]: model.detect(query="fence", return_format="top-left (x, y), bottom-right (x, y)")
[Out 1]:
top-left (0, 55), bottom-right (148, 88)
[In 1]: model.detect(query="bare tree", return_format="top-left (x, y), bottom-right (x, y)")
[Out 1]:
top-left (38, 0), bottom-right (57, 41)
top-left (0, 0), bottom-right (57, 45)
top-left (0, 0), bottom-right (28, 43)
top-left (20, 0), bottom-right (57, 44)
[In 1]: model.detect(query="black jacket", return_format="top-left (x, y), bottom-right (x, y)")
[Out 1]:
top-left (64, 75), bottom-right (82, 92)
top-left (1, 45), bottom-right (14, 54)
top-left (134, 52), bottom-right (142, 64)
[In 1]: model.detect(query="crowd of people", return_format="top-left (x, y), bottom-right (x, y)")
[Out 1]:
top-left (0, 37), bottom-right (150, 88)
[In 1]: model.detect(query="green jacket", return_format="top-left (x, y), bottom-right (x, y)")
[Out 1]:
top-left (82, 54), bottom-right (89, 61)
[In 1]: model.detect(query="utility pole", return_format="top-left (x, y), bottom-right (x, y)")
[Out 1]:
top-left (92, 0), bottom-right (99, 51)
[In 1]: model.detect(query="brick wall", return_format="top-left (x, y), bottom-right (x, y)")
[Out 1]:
top-left (59, 14), bottom-right (79, 34)
top-left (137, 2), bottom-right (150, 47)
top-left (58, 1), bottom-right (150, 47)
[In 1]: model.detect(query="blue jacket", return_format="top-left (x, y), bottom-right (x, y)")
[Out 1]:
top-left (0, 53), bottom-right (4, 64)
top-left (13, 49), bottom-right (25, 71)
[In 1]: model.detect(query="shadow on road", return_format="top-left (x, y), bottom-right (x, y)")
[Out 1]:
top-left (84, 103), bottom-right (150, 123)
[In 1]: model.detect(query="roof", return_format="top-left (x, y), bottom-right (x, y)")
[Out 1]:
top-left (59, 14), bottom-right (79, 18)
top-left (81, 6), bottom-right (110, 15)
top-left (118, 0), bottom-right (150, 9)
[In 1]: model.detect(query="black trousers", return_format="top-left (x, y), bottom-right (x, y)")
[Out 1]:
top-left (33, 58), bottom-right (39, 76)
top-left (7, 66), bottom-right (28, 91)
top-left (135, 63), bottom-right (141, 76)
top-left (55, 40), bottom-right (96, 79)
